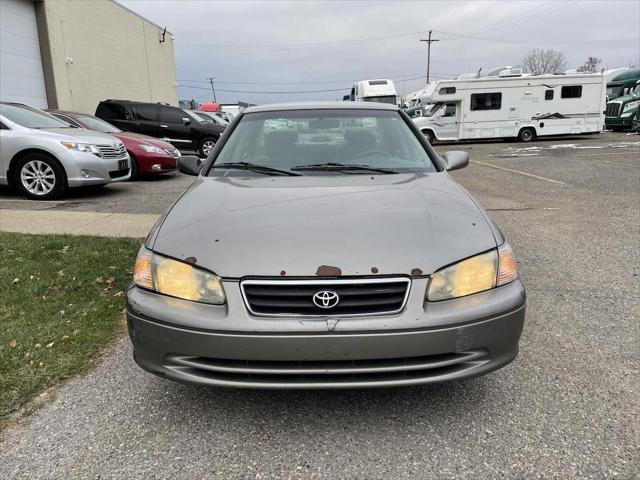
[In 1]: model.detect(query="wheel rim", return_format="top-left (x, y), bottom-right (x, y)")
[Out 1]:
top-left (20, 160), bottom-right (56, 195)
top-left (522, 130), bottom-right (533, 141)
top-left (202, 140), bottom-right (215, 155)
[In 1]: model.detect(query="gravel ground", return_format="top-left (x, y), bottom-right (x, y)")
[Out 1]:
top-left (1, 131), bottom-right (638, 479)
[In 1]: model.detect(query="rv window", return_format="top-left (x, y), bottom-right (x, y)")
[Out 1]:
top-left (545, 90), bottom-right (554, 100)
top-left (470, 92), bottom-right (502, 111)
top-left (439, 87), bottom-right (456, 95)
top-left (561, 86), bottom-right (582, 99)
top-left (368, 80), bottom-right (388, 85)
top-left (443, 104), bottom-right (456, 117)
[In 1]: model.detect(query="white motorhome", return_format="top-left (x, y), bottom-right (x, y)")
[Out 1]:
top-left (413, 72), bottom-right (606, 142)
top-left (349, 79), bottom-right (398, 105)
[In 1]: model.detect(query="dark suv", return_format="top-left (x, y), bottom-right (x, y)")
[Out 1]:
top-left (95, 100), bottom-right (224, 156)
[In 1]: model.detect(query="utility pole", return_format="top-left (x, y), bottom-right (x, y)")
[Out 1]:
top-left (207, 77), bottom-right (217, 103)
top-left (420, 30), bottom-right (439, 84)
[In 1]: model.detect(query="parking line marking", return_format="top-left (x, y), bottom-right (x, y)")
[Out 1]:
top-left (471, 160), bottom-right (566, 185)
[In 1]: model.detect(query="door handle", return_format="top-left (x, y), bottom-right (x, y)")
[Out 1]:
top-left (160, 124), bottom-right (168, 128)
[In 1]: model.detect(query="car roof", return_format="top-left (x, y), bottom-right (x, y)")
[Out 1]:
top-left (243, 101), bottom-right (399, 114)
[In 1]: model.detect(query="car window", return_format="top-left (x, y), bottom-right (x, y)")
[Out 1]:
top-left (76, 115), bottom-right (121, 133)
top-left (135, 104), bottom-right (158, 121)
top-left (51, 113), bottom-right (82, 127)
top-left (0, 103), bottom-right (72, 129)
top-left (0, 121), bottom-right (8, 130)
top-left (158, 106), bottom-right (186, 124)
top-left (96, 102), bottom-right (130, 120)
top-left (208, 109), bottom-right (437, 175)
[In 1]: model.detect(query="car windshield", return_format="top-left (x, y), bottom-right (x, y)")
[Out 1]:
top-left (422, 103), bottom-right (443, 117)
top-left (184, 110), bottom-right (210, 123)
top-left (207, 108), bottom-right (437, 176)
top-left (0, 103), bottom-right (72, 129)
top-left (75, 114), bottom-right (121, 133)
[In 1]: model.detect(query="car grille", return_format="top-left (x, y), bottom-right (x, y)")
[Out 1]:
top-left (98, 143), bottom-right (127, 159)
top-left (240, 277), bottom-right (411, 317)
top-left (108, 168), bottom-right (130, 179)
top-left (164, 350), bottom-right (489, 387)
top-left (605, 102), bottom-right (621, 118)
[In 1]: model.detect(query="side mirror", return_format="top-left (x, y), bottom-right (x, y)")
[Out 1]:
top-left (441, 151), bottom-right (469, 171)
top-left (182, 117), bottom-right (191, 126)
top-left (177, 155), bottom-right (203, 176)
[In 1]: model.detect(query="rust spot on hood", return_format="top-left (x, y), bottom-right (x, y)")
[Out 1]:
top-left (184, 256), bottom-right (197, 265)
top-left (371, 267), bottom-right (379, 274)
top-left (280, 270), bottom-right (287, 276)
top-left (316, 265), bottom-right (342, 277)
top-left (410, 268), bottom-right (423, 276)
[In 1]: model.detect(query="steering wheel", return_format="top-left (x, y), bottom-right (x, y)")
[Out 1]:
top-left (354, 150), bottom-right (393, 159)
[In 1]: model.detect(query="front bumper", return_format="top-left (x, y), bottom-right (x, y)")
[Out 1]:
top-left (605, 116), bottom-right (634, 128)
top-left (133, 150), bottom-right (177, 175)
top-left (60, 149), bottom-right (131, 187)
top-left (126, 279), bottom-right (526, 389)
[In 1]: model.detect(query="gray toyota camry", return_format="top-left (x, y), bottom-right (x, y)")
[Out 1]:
top-left (127, 102), bottom-right (525, 388)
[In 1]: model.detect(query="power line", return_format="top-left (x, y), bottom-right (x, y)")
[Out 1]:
top-left (177, 29), bottom-right (426, 49)
top-left (178, 84), bottom-right (352, 94)
top-left (433, 29), bottom-right (637, 46)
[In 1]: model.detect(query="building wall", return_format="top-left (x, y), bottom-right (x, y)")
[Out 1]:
top-left (0, 0), bottom-right (48, 107)
top-left (38, 0), bottom-right (178, 114)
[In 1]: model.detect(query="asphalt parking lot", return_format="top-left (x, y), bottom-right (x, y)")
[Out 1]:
top-left (1, 131), bottom-right (638, 479)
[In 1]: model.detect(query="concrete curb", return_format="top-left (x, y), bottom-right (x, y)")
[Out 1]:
top-left (0, 209), bottom-right (159, 238)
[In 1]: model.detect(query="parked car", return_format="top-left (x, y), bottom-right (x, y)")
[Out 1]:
top-left (0, 102), bottom-right (130, 200)
top-left (127, 102), bottom-right (526, 389)
top-left (95, 100), bottom-right (225, 157)
top-left (48, 110), bottom-right (179, 179)
top-left (191, 110), bottom-right (229, 128)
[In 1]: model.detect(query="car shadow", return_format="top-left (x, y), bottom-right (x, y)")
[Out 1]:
top-left (152, 374), bottom-right (503, 427)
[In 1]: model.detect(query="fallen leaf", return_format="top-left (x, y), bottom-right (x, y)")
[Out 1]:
top-left (46, 342), bottom-right (54, 348)
top-left (95, 276), bottom-right (104, 283)
top-left (35, 343), bottom-right (41, 348)
top-left (9, 339), bottom-right (17, 348)
top-left (38, 361), bottom-right (44, 367)
top-left (106, 277), bottom-right (115, 284)
top-left (62, 335), bottom-right (69, 340)
top-left (114, 291), bottom-right (124, 297)
top-left (58, 270), bottom-right (65, 277)
top-left (61, 245), bottom-right (71, 253)
top-left (12, 278), bottom-right (19, 284)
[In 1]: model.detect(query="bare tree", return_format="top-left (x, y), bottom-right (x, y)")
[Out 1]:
top-left (521, 49), bottom-right (568, 75)
top-left (579, 56), bottom-right (602, 72)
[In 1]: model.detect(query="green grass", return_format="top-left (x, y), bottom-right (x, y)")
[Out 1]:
top-left (0, 232), bottom-right (140, 422)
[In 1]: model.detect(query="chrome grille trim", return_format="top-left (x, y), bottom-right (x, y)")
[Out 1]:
top-left (605, 102), bottom-right (621, 118)
top-left (240, 277), bottom-right (412, 317)
top-left (97, 143), bottom-right (127, 159)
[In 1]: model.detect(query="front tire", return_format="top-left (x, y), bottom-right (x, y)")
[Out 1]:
top-left (128, 153), bottom-right (139, 181)
top-left (13, 153), bottom-right (67, 200)
top-left (422, 130), bottom-right (434, 144)
top-left (518, 128), bottom-right (536, 142)
top-left (198, 136), bottom-right (218, 157)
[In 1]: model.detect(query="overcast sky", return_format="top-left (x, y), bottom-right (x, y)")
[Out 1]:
top-left (121, 0), bottom-right (640, 105)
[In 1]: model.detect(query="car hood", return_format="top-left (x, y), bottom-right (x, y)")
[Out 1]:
top-left (113, 131), bottom-right (175, 149)
top-left (39, 127), bottom-right (122, 145)
top-left (151, 173), bottom-right (498, 278)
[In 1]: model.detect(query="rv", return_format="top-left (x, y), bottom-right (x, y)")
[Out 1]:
top-left (412, 71), bottom-right (606, 143)
top-left (348, 79), bottom-right (398, 105)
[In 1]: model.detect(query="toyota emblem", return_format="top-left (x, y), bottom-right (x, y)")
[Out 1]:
top-left (312, 290), bottom-right (340, 309)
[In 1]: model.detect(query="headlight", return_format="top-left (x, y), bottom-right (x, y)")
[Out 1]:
top-left (139, 144), bottom-right (168, 154)
top-left (426, 243), bottom-right (518, 301)
top-left (133, 246), bottom-right (225, 304)
top-left (61, 142), bottom-right (102, 157)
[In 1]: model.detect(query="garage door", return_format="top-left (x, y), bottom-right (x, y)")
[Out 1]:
top-left (0, 0), bottom-right (47, 107)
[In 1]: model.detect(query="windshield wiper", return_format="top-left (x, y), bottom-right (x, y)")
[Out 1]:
top-left (211, 162), bottom-right (301, 176)
top-left (291, 162), bottom-right (397, 174)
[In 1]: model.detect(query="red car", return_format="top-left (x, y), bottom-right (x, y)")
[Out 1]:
top-left (48, 110), bottom-right (179, 179)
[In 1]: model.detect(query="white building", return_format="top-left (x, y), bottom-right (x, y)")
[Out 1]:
top-left (0, 0), bottom-right (178, 113)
